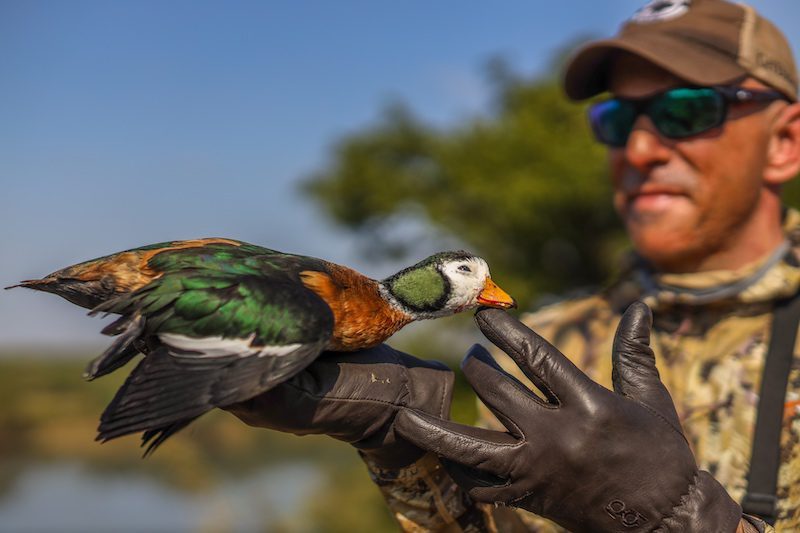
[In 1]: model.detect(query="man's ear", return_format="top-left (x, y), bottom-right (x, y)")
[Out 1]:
top-left (764, 102), bottom-right (800, 186)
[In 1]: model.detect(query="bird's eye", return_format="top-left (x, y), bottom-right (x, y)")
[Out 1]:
top-left (457, 265), bottom-right (472, 273)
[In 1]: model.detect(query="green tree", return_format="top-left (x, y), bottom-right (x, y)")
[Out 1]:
top-left (303, 58), bottom-right (625, 309)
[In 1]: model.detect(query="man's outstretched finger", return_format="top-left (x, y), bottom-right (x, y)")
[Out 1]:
top-left (439, 458), bottom-right (516, 504)
top-left (394, 409), bottom-right (519, 476)
top-left (461, 345), bottom-right (550, 430)
top-left (475, 308), bottom-right (594, 403)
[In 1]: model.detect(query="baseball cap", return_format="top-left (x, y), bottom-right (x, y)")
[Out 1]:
top-left (563, 0), bottom-right (798, 101)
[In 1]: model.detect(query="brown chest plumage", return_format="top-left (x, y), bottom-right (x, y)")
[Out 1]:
top-left (299, 265), bottom-right (412, 351)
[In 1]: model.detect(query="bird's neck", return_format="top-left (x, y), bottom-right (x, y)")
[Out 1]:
top-left (301, 265), bottom-right (414, 351)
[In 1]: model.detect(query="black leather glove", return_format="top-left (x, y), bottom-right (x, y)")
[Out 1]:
top-left (224, 344), bottom-right (454, 469)
top-left (395, 302), bottom-right (742, 532)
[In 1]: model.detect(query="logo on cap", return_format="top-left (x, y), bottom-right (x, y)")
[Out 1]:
top-left (630, 0), bottom-right (691, 23)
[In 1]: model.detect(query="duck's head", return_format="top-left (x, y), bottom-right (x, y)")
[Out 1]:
top-left (381, 251), bottom-right (516, 320)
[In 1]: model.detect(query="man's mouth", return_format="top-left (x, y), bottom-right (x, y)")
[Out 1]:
top-left (627, 186), bottom-right (688, 212)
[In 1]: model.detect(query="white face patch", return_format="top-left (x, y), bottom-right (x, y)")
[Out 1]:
top-left (630, 0), bottom-right (691, 24)
top-left (159, 332), bottom-right (302, 358)
top-left (440, 257), bottom-right (491, 312)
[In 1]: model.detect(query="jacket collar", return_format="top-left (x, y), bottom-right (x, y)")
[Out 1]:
top-left (609, 209), bottom-right (800, 311)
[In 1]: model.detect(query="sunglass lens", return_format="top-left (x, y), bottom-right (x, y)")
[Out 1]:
top-left (588, 99), bottom-right (636, 147)
top-left (649, 88), bottom-right (724, 138)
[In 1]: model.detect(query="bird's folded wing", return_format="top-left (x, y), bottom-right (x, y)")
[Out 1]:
top-left (92, 267), bottom-right (335, 452)
top-left (98, 340), bottom-right (327, 454)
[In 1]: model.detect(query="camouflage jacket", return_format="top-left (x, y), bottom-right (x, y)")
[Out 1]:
top-left (365, 210), bottom-right (800, 532)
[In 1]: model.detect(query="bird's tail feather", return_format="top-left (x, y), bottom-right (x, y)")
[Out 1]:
top-left (5, 279), bottom-right (52, 291)
top-left (5, 274), bottom-right (117, 310)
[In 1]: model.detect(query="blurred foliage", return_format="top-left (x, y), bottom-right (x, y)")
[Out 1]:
top-left (303, 58), bottom-right (625, 309)
top-left (785, 179), bottom-right (800, 212)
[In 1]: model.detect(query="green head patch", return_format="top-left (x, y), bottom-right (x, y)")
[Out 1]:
top-left (388, 265), bottom-right (447, 312)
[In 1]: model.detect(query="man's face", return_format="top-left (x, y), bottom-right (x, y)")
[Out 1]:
top-left (607, 54), bottom-right (777, 272)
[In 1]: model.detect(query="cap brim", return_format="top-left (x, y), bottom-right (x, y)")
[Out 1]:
top-left (563, 33), bottom-right (747, 100)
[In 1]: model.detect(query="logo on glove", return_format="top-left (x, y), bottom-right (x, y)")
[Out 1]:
top-left (605, 499), bottom-right (649, 528)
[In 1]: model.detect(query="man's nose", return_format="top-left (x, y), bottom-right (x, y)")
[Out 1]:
top-left (621, 116), bottom-right (672, 171)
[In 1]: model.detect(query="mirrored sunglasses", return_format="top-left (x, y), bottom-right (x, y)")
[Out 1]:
top-left (588, 86), bottom-right (787, 147)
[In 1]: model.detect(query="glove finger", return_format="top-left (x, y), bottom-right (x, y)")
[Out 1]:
top-left (395, 409), bottom-right (519, 476)
top-left (440, 459), bottom-right (514, 503)
top-left (612, 301), bottom-right (681, 429)
top-left (475, 308), bottom-right (593, 403)
top-left (461, 344), bottom-right (546, 436)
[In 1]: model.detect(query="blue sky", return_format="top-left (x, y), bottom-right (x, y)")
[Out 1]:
top-left (3, 1), bottom-right (800, 348)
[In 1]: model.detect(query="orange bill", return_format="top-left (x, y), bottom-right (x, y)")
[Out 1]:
top-left (477, 277), bottom-right (516, 309)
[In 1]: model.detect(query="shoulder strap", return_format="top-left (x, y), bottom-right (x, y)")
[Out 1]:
top-left (741, 291), bottom-right (800, 525)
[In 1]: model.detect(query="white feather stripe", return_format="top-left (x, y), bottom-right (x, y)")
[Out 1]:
top-left (158, 332), bottom-right (302, 358)
top-left (254, 343), bottom-right (304, 357)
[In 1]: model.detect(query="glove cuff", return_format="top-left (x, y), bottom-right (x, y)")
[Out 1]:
top-left (659, 471), bottom-right (742, 533)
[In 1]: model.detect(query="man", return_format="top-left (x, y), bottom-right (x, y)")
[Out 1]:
top-left (227, 0), bottom-right (800, 530)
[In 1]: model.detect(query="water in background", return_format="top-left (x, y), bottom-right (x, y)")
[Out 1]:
top-left (0, 356), bottom-right (401, 533)
top-left (0, 462), bottom-right (321, 532)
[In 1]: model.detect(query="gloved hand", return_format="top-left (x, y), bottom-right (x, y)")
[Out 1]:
top-left (224, 344), bottom-right (454, 469)
top-left (395, 302), bottom-right (743, 532)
